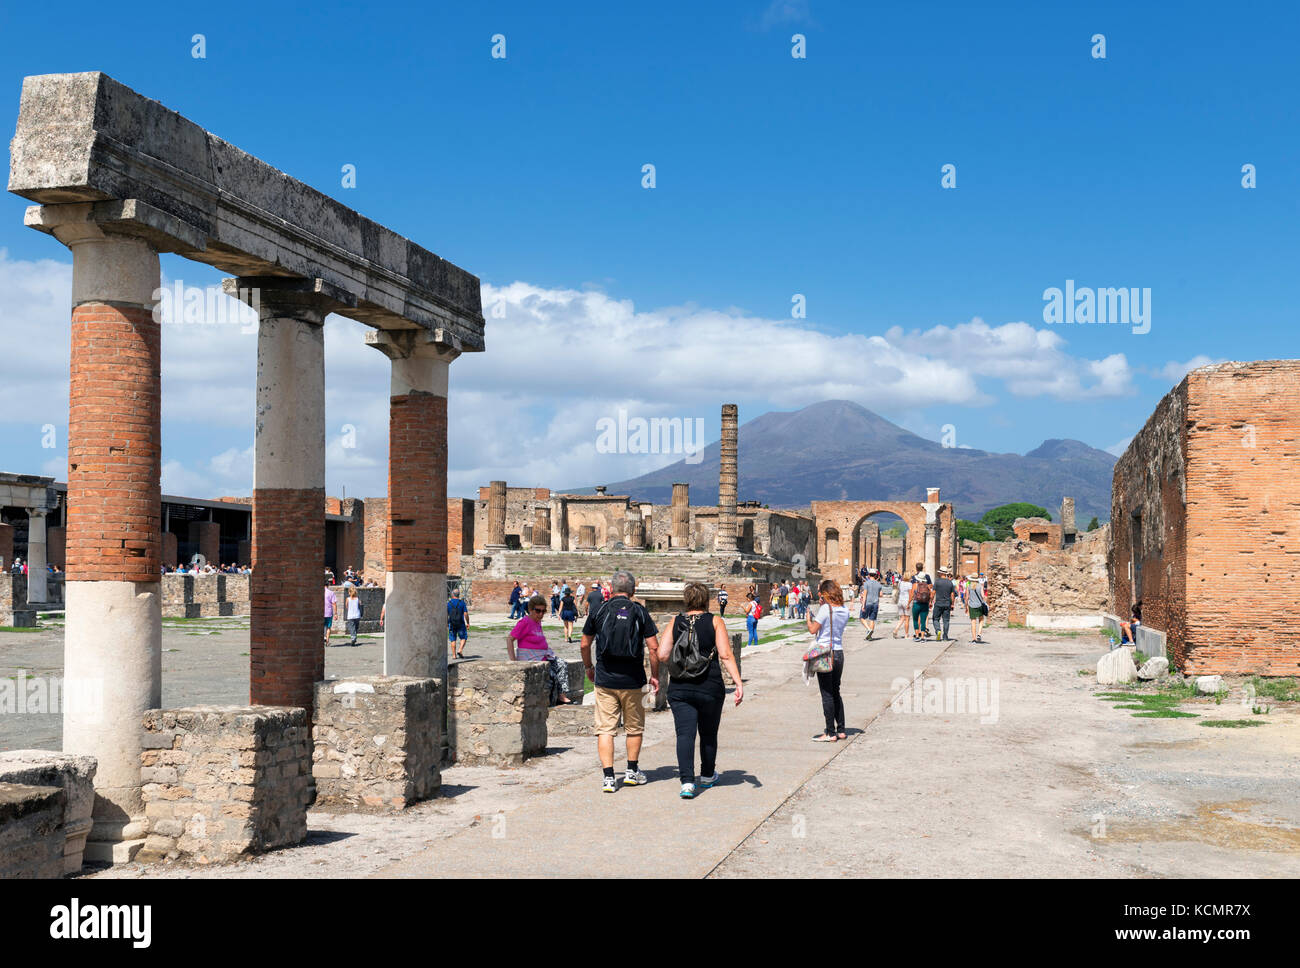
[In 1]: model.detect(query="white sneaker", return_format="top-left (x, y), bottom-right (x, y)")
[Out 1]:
top-left (623, 768), bottom-right (647, 786)
top-left (602, 774), bottom-right (616, 793)
top-left (679, 783), bottom-right (696, 799)
top-left (697, 773), bottom-right (719, 789)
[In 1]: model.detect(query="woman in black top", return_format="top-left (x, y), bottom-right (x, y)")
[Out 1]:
top-left (656, 582), bottom-right (744, 799)
top-left (559, 589), bottom-right (578, 642)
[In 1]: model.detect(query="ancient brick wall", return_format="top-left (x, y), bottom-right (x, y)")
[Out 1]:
top-left (986, 540), bottom-right (1109, 625)
top-left (1181, 361), bottom-right (1300, 674)
top-left (362, 496), bottom-right (388, 579)
top-left (1012, 517), bottom-right (1063, 549)
top-left (447, 498), bottom-right (474, 565)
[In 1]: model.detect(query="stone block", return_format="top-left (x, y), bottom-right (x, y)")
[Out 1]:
top-left (139, 705), bottom-right (310, 863)
top-left (1137, 656), bottom-right (1169, 680)
top-left (0, 781), bottom-right (65, 878)
top-left (1097, 646), bottom-right (1137, 685)
top-left (0, 750), bottom-right (97, 874)
top-left (447, 662), bottom-right (547, 767)
top-left (312, 676), bottom-right (442, 810)
top-left (1195, 675), bottom-right (1224, 695)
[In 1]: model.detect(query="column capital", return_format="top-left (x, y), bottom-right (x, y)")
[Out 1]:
top-left (222, 276), bottom-right (356, 325)
top-left (364, 328), bottom-right (462, 364)
top-left (25, 200), bottom-right (205, 253)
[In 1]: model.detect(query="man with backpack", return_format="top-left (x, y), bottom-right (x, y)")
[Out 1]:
top-left (581, 570), bottom-right (661, 793)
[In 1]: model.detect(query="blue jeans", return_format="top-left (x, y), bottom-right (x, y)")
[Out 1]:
top-left (746, 615), bottom-right (759, 646)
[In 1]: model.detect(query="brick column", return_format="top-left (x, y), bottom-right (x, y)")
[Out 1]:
top-left (25, 508), bottom-right (48, 603)
top-left (486, 480), bottom-right (507, 549)
top-left (716, 403), bottom-right (738, 552)
top-left (367, 332), bottom-right (458, 680)
top-left (227, 278), bottom-right (351, 716)
top-left (45, 215), bottom-right (164, 864)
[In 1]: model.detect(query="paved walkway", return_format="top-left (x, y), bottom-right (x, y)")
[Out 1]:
top-left (376, 629), bottom-right (949, 878)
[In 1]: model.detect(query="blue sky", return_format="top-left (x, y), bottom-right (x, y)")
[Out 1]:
top-left (1, 0), bottom-right (1297, 502)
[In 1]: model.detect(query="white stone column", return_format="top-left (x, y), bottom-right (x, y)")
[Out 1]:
top-left (367, 331), bottom-right (457, 682)
top-left (25, 508), bottom-right (48, 604)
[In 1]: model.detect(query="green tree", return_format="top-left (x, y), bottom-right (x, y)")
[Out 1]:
top-left (956, 519), bottom-right (994, 543)
top-left (979, 502), bottom-right (1051, 541)
top-left (883, 525), bottom-right (905, 539)
top-left (1087, 516), bottom-right (1100, 531)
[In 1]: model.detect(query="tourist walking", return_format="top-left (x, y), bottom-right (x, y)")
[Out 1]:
top-left (807, 579), bottom-right (850, 741)
top-left (559, 585), bottom-right (579, 642)
top-left (745, 593), bottom-right (760, 646)
top-left (324, 581), bottom-right (337, 646)
top-left (657, 582), bottom-right (743, 799)
top-left (910, 564), bottom-right (932, 641)
top-left (858, 568), bottom-right (883, 639)
top-left (448, 587), bottom-right (470, 659)
top-left (585, 580), bottom-right (605, 618)
top-left (508, 581), bottom-right (523, 619)
top-left (892, 572), bottom-right (913, 638)
top-left (550, 581), bottom-right (560, 617)
top-left (575, 580), bottom-right (587, 616)
top-left (962, 573), bottom-right (987, 643)
top-left (717, 585), bottom-right (729, 617)
top-left (509, 594), bottom-right (572, 705)
top-left (580, 571), bottom-right (661, 792)
top-left (931, 565), bottom-right (956, 641)
top-left (344, 586), bottom-right (362, 646)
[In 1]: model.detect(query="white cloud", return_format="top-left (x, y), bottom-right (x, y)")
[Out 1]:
top-left (759, 0), bottom-right (813, 29)
top-left (0, 250), bottom-right (1151, 500)
top-left (1105, 435), bottom-right (1134, 457)
top-left (1154, 355), bottom-right (1220, 385)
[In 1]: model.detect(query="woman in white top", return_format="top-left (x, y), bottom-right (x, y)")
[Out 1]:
top-left (344, 587), bottom-right (363, 647)
top-left (892, 574), bottom-right (913, 639)
top-left (806, 578), bottom-right (850, 742)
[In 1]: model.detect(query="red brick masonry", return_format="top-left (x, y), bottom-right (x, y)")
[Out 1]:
top-left (387, 392), bottom-right (447, 573)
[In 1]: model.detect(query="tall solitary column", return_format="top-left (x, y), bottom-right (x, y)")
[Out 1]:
top-left (922, 487), bottom-right (942, 579)
top-left (46, 211), bottom-right (163, 863)
top-left (26, 507), bottom-right (49, 603)
top-left (486, 480), bottom-right (508, 549)
top-left (367, 331), bottom-right (457, 680)
top-left (671, 483), bottom-right (691, 551)
top-left (228, 278), bottom-right (346, 716)
top-left (716, 404), bottom-right (738, 552)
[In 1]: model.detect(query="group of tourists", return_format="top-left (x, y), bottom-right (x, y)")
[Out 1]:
top-left (7, 557), bottom-right (60, 575)
top-left (865, 563), bottom-right (988, 643)
top-left (160, 562), bottom-right (250, 575)
top-left (323, 580), bottom-right (368, 647)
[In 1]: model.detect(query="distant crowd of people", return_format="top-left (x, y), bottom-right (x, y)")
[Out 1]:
top-left (7, 558), bottom-right (61, 576)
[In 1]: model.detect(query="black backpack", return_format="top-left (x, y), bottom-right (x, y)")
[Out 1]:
top-left (668, 613), bottom-right (715, 679)
top-left (594, 598), bottom-right (645, 661)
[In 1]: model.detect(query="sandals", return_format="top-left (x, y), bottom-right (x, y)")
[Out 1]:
top-left (812, 733), bottom-right (838, 743)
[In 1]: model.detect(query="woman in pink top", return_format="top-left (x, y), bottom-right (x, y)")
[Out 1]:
top-left (508, 594), bottom-right (572, 705)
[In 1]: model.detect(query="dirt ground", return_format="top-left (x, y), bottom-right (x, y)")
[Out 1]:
top-left (2, 612), bottom-right (1297, 878)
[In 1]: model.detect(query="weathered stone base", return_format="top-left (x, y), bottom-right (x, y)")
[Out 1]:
top-left (447, 661), bottom-right (547, 766)
top-left (140, 705), bottom-right (311, 864)
top-left (0, 782), bottom-right (65, 878)
top-left (313, 676), bottom-right (442, 809)
top-left (0, 751), bottom-right (97, 874)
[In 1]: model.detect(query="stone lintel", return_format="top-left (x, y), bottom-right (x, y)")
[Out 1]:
top-left (9, 72), bottom-right (485, 349)
top-left (222, 275), bottom-right (356, 324)
top-left (25, 198), bottom-right (208, 253)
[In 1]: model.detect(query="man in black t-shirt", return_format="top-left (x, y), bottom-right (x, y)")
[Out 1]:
top-left (931, 565), bottom-right (956, 641)
top-left (581, 571), bottom-right (660, 793)
top-left (585, 581), bottom-right (605, 617)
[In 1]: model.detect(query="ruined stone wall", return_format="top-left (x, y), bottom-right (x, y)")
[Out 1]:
top-left (986, 540), bottom-right (1109, 625)
top-left (447, 661), bottom-right (547, 767)
top-left (561, 496), bottom-right (632, 550)
top-left (1181, 361), bottom-right (1300, 674)
top-left (448, 498), bottom-right (474, 564)
top-left (764, 510), bottom-right (818, 565)
top-left (1012, 517), bottom-right (1063, 549)
top-left (362, 495), bottom-right (388, 579)
top-left (474, 487), bottom-right (552, 548)
top-left (1109, 379), bottom-right (1188, 667)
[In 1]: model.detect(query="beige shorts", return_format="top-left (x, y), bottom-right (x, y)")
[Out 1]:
top-left (593, 686), bottom-right (646, 736)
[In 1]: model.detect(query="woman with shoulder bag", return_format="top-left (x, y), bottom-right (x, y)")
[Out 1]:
top-left (807, 579), bottom-right (850, 741)
top-left (657, 582), bottom-right (743, 799)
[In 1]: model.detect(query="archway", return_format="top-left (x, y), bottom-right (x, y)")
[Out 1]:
top-left (811, 495), bottom-right (957, 587)
top-left (851, 511), bottom-right (909, 582)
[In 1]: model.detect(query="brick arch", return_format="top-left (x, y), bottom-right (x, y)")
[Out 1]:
top-left (811, 499), bottom-right (956, 586)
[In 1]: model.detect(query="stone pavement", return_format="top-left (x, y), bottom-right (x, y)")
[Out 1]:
top-left (376, 628), bottom-right (948, 878)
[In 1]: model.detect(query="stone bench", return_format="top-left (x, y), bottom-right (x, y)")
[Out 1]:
top-left (312, 676), bottom-right (442, 810)
top-left (0, 751), bottom-right (96, 874)
top-left (139, 705), bottom-right (312, 864)
top-left (501, 635), bottom-right (585, 705)
top-left (447, 661), bottom-right (548, 767)
top-left (0, 781), bottom-right (65, 878)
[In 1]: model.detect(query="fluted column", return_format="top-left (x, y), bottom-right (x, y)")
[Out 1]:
top-left (671, 482), bottom-right (690, 551)
top-left (486, 480), bottom-right (507, 549)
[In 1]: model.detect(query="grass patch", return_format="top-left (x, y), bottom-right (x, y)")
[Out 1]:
top-left (1250, 676), bottom-right (1299, 703)
top-left (1199, 719), bottom-right (1264, 728)
top-left (583, 675), bottom-right (593, 695)
top-left (1097, 688), bottom-right (1198, 718)
top-left (1133, 650), bottom-right (1149, 667)
top-left (0, 625), bottom-right (43, 633)
top-left (1132, 709), bottom-right (1199, 719)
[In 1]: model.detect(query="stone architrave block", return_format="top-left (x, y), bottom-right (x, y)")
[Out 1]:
top-left (1137, 656), bottom-right (1169, 680)
top-left (447, 662), bottom-right (547, 767)
top-left (1097, 646), bottom-right (1137, 685)
top-left (0, 781), bottom-right (65, 878)
top-left (139, 705), bottom-right (311, 864)
top-left (0, 751), bottom-right (97, 874)
top-left (312, 676), bottom-right (442, 810)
